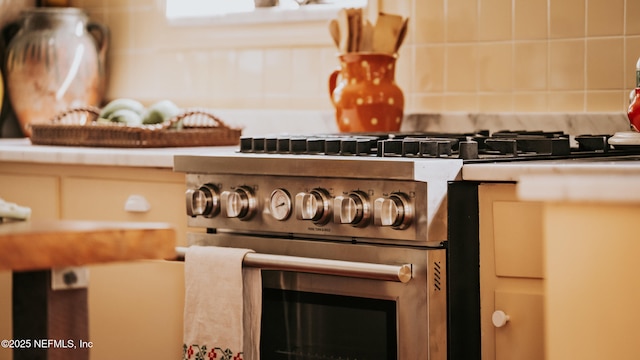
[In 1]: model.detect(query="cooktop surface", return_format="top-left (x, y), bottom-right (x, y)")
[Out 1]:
top-left (238, 130), bottom-right (640, 163)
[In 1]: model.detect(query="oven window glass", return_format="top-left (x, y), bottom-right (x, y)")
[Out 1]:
top-left (261, 288), bottom-right (397, 360)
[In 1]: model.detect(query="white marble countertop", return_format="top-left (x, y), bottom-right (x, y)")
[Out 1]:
top-left (1, 108), bottom-right (637, 203)
top-left (463, 156), bottom-right (640, 203)
top-left (4, 138), bottom-right (640, 204)
top-left (0, 138), bottom-right (238, 168)
top-left (462, 156), bottom-right (640, 181)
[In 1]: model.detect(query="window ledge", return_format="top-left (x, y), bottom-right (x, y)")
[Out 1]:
top-left (167, 4), bottom-right (352, 27)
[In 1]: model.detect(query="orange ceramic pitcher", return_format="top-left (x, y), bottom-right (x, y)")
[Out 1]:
top-left (329, 53), bottom-right (404, 133)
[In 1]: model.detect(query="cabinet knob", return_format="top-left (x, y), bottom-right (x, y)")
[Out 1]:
top-left (124, 194), bottom-right (151, 213)
top-left (492, 310), bottom-right (510, 328)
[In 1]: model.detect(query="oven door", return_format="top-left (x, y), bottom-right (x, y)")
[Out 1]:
top-left (187, 232), bottom-right (447, 360)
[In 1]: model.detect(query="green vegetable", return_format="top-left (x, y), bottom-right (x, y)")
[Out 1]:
top-left (107, 108), bottom-right (143, 126)
top-left (142, 100), bottom-right (181, 125)
top-left (99, 98), bottom-right (145, 119)
top-left (96, 117), bottom-right (112, 125)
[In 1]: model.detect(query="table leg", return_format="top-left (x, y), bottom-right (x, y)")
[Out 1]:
top-left (12, 270), bottom-right (89, 360)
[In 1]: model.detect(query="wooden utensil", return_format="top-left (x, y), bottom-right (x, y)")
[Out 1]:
top-left (329, 18), bottom-right (340, 48)
top-left (359, 19), bottom-right (374, 52)
top-left (394, 17), bottom-right (409, 53)
top-left (336, 8), bottom-right (350, 53)
top-left (372, 12), bottom-right (405, 54)
top-left (348, 8), bottom-right (362, 52)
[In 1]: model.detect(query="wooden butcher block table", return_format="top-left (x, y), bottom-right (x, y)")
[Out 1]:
top-left (0, 220), bottom-right (176, 360)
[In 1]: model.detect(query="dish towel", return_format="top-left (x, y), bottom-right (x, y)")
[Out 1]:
top-left (182, 246), bottom-right (262, 360)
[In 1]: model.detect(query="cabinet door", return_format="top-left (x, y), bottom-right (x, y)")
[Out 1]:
top-left (493, 200), bottom-right (544, 279)
top-left (87, 261), bottom-right (185, 360)
top-left (62, 177), bottom-right (185, 360)
top-left (494, 290), bottom-right (544, 360)
top-left (479, 183), bottom-right (545, 360)
top-left (0, 173), bottom-right (59, 219)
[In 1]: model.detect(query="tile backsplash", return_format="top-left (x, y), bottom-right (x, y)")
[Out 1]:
top-left (69, 0), bottom-right (640, 113)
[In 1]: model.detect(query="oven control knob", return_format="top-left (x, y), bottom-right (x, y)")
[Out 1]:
top-left (373, 192), bottom-right (413, 229)
top-left (295, 188), bottom-right (331, 224)
top-left (221, 186), bottom-right (256, 220)
top-left (333, 191), bottom-right (370, 227)
top-left (186, 184), bottom-right (220, 217)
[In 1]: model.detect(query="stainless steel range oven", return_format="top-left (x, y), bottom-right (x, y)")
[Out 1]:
top-left (174, 154), bottom-right (463, 360)
top-left (175, 130), bottom-right (640, 360)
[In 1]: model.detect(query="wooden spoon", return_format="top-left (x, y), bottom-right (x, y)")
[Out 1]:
top-left (329, 19), bottom-right (340, 48)
top-left (336, 8), bottom-right (351, 53)
top-left (394, 18), bottom-right (409, 53)
top-left (372, 12), bottom-right (405, 54)
top-left (348, 8), bottom-right (362, 52)
top-left (359, 19), bottom-right (374, 52)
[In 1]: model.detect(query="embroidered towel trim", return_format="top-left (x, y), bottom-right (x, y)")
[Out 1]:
top-left (183, 245), bottom-right (262, 360)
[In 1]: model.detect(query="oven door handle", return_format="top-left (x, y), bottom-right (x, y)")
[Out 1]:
top-left (174, 246), bottom-right (412, 283)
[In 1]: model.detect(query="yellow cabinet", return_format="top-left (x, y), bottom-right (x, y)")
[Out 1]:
top-left (0, 162), bottom-right (187, 360)
top-left (494, 290), bottom-right (544, 360)
top-left (544, 202), bottom-right (640, 360)
top-left (87, 260), bottom-right (185, 360)
top-left (479, 183), bottom-right (545, 360)
top-left (61, 175), bottom-right (187, 360)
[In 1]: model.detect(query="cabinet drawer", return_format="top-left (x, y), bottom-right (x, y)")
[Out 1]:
top-left (0, 173), bottom-right (59, 219)
top-left (62, 177), bottom-right (187, 245)
top-left (493, 200), bottom-right (543, 278)
top-left (494, 290), bottom-right (544, 360)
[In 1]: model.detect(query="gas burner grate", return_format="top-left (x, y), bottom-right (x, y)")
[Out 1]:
top-left (239, 131), bottom-right (640, 162)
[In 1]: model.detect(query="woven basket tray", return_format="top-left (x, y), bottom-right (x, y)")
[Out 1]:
top-left (30, 107), bottom-right (242, 148)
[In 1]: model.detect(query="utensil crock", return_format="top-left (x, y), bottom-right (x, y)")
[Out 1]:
top-left (328, 53), bottom-right (404, 133)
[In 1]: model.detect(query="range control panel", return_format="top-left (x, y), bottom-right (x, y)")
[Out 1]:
top-left (185, 174), bottom-right (429, 242)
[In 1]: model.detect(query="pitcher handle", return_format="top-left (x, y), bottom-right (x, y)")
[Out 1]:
top-left (87, 22), bottom-right (110, 102)
top-left (328, 69), bottom-right (340, 106)
top-left (1, 21), bottom-right (22, 73)
top-left (88, 22), bottom-right (109, 63)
